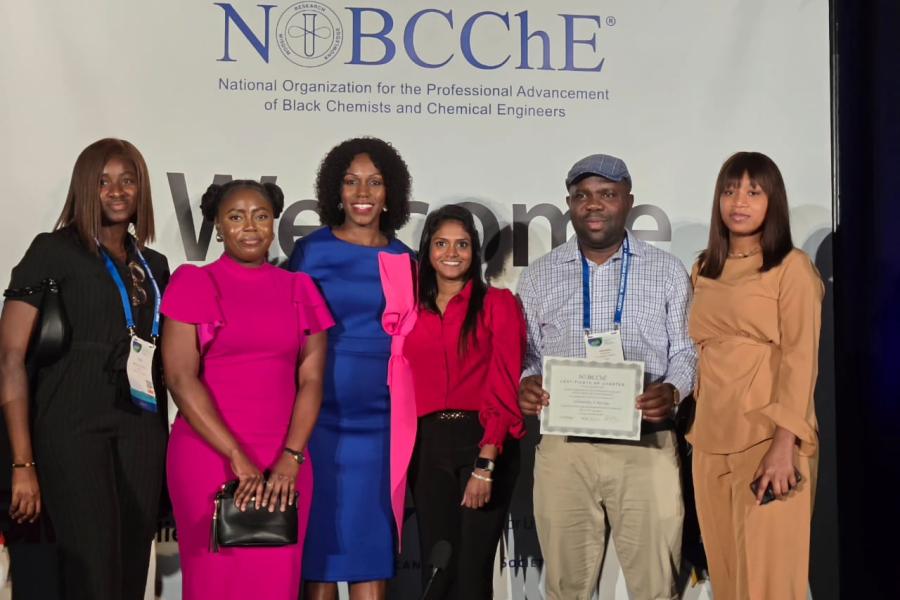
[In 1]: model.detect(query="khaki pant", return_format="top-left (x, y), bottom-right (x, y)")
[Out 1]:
top-left (533, 430), bottom-right (684, 600)
top-left (692, 440), bottom-right (817, 600)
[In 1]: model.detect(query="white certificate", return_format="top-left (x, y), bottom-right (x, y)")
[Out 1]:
top-left (539, 356), bottom-right (645, 441)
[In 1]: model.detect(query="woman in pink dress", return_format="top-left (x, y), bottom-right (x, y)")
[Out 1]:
top-left (160, 180), bottom-right (333, 599)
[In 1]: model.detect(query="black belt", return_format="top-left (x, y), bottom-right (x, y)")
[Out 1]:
top-left (422, 410), bottom-right (478, 422)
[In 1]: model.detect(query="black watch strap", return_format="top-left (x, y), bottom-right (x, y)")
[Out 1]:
top-left (474, 457), bottom-right (495, 472)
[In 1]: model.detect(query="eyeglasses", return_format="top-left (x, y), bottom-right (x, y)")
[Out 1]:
top-left (127, 260), bottom-right (147, 307)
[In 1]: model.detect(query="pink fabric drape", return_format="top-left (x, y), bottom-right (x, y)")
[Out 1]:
top-left (378, 252), bottom-right (418, 546)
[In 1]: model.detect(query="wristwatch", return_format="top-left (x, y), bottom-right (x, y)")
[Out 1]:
top-left (283, 447), bottom-right (305, 465)
top-left (474, 457), bottom-right (495, 473)
top-left (670, 385), bottom-right (681, 407)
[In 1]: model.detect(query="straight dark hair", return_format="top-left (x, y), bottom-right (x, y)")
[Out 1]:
top-left (698, 151), bottom-right (794, 279)
top-left (55, 138), bottom-right (155, 253)
top-left (417, 205), bottom-right (487, 353)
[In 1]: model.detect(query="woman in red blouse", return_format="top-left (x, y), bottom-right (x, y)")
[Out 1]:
top-left (405, 204), bottom-right (526, 600)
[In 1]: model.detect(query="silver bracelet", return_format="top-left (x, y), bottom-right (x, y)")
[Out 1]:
top-left (471, 472), bottom-right (493, 483)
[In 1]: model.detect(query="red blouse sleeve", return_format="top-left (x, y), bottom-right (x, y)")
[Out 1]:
top-left (478, 288), bottom-right (527, 451)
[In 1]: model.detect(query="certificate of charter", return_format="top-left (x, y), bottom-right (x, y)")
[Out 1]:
top-left (539, 357), bottom-right (645, 441)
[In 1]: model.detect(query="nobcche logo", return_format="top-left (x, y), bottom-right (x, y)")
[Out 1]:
top-left (276, 2), bottom-right (343, 68)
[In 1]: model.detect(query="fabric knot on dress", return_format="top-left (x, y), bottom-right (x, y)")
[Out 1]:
top-left (378, 251), bottom-right (418, 545)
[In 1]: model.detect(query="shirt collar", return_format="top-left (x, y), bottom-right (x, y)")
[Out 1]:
top-left (554, 229), bottom-right (642, 265)
top-left (438, 279), bottom-right (473, 310)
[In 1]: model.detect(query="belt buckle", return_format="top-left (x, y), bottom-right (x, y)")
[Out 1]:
top-left (437, 410), bottom-right (468, 421)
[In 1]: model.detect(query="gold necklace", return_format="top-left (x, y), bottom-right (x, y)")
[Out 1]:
top-left (727, 246), bottom-right (761, 258)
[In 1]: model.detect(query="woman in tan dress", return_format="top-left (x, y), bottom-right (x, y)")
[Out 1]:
top-left (688, 152), bottom-right (824, 600)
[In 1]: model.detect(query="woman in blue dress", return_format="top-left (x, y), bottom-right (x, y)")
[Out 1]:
top-left (288, 137), bottom-right (413, 600)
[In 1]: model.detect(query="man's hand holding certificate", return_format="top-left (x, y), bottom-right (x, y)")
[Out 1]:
top-left (539, 356), bottom-right (645, 441)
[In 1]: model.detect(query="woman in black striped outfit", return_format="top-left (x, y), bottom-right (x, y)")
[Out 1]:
top-left (0, 138), bottom-right (169, 600)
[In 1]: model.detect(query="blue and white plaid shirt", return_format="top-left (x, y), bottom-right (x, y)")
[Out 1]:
top-left (517, 230), bottom-right (696, 399)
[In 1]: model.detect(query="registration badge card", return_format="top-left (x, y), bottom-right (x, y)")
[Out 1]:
top-left (584, 330), bottom-right (625, 361)
top-left (126, 336), bottom-right (158, 413)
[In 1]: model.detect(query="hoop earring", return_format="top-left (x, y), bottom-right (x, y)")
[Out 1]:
top-left (216, 231), bottom-right (223, 242)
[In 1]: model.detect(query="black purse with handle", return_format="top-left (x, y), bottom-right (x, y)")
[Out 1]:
top-left (3, 277), bottom-right (72, 379)
top-left (0, 277), bottom-right (70, 599)
top-left (209, 478), bottom-right (298, 552)
top-left (1, 277), bottom-right (71, 529)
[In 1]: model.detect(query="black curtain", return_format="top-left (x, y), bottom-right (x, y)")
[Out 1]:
top-left (833, 0), bottom-right (900, 597)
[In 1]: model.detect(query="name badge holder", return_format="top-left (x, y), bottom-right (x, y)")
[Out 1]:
top-left (99, 243), bottom-right (161, 413)
top-left (582, 234), bottom-right (630, 362)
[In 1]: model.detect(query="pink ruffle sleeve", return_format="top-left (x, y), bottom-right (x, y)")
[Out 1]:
top-left (160, 264), bottom-right (224, 353)
top-left (292, 272), bottom-right (334, 338)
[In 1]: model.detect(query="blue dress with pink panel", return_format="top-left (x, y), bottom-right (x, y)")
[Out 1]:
top-left (288, 226), bottom-right (413, 582)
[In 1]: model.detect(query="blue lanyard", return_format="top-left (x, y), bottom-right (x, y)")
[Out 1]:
top-left (581, 234), bottom-right (631, 332)
top-left (99, 243), bottom-right (161, 340)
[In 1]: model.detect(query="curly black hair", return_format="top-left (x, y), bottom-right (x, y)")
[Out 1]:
top-left (315, 137), bottom-right (412, 236)
top-left (200, 179), bottom-right (285, 222)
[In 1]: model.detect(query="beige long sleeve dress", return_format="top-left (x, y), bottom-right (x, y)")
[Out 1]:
top-left (688, 248), bottom-right (824, 600)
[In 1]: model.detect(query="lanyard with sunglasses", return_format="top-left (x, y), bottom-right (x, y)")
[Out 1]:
top-left (98, 242), bottom-right (161, 413)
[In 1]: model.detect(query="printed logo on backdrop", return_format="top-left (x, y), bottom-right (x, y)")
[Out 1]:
top-left (213, 2), bottom-right (617, 119)
top-left (275, 2), bottom-right (343, 67)
top-left (215, 1), bottom-right (612, 71)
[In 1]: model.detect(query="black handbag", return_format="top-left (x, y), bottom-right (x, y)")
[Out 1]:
top-left (0, 282), bottom-right (68, 599)
top-left (209, 479), bottom-right (298, 552)
top-left (1, 277), bottom-right (71, 528)
top-left (3, 277), bottom-right (71, 378)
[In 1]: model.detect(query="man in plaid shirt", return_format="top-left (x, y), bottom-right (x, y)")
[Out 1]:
top-left (517, 154), bottom-right (696, 600)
